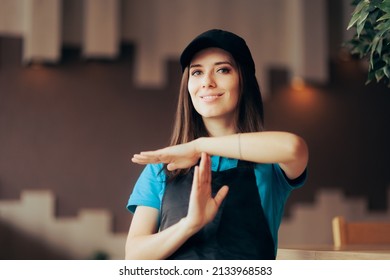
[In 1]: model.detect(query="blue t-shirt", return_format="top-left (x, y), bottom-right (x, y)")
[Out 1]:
top-left (127, 156), bottom-right (306, 252)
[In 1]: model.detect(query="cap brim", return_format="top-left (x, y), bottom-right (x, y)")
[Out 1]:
top-left (180, 37), bottom-right (223, 71)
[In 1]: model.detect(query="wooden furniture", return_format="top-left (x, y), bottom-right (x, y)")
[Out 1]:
top-left (332, 216), bottom-right (390, 247)
top-left (277, 216), bottom-right (390, 260)
top-left (277, 245), bottom-right (390, 260)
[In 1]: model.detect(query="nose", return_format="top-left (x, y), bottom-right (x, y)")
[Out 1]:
top-left (201, 72), bottom-right (216, 88)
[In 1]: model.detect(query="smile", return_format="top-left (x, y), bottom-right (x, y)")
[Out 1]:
top-left (200, 93), bottom-right (224, 101)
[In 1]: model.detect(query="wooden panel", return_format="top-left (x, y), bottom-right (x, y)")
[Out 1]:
top-left (82, 0), bottom-right (120, 58)
top-left (0, 190), bottom-right (126, 259)
top-left (278, 246), bottom-right (390, 260)
top-left (0, 0), bottom-right (24, 35)
top-left (348, 222), bottom-right (390, 244)
top-left (23, 0), bottom-right (62, 63)
top-left (333, 216), bottom-right (390, 246)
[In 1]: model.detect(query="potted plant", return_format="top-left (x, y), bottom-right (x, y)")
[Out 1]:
top-left (346, 0), bottom-right (390, 87)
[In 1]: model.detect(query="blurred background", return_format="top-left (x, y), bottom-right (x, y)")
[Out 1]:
top-left (0, 0), bottom-right (389, 260)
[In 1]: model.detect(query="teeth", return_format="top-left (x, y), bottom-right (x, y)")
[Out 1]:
top-left (201, 94), bottom-right (222, 100)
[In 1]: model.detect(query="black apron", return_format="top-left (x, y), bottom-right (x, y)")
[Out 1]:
top-left (160, 160), bottom-right (275, 260)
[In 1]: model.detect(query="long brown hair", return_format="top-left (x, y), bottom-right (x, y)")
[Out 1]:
top-left (164, 57), bottom-right (265, 180)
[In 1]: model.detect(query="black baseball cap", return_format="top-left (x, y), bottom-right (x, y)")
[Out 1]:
top-left (180, 29), bottom-right (255, 74)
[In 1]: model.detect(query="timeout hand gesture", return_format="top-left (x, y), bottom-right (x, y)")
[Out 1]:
top-left (185, 152), bottom-right (229, 232)
top-left (131, 141), bottom-right (200, 171)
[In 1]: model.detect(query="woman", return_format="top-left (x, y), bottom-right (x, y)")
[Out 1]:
top-left (125, 29), bottom-right (309, 260)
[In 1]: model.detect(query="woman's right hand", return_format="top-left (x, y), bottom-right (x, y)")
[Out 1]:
top-left (183, 152), bottom-right (229, 233)
top-left (131, 141), bottom-right (201, 171)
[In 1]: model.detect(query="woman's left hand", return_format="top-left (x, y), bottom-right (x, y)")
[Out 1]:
top-left (184, 152), bottom-right (229, 232)
top-left (131, 141), bottom-right (200, 171)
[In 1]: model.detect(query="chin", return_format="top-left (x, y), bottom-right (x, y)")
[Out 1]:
top-left (198, 110), bottom-right (221, 118)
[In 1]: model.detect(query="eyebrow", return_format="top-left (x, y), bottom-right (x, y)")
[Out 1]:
top-left (189, 61), bottom-right (234, 69)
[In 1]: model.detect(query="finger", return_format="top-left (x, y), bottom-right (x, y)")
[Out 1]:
top-left (214, 185), bottom-right (229, 208)
top-left (139, 151), bottom-right (163, 161)
top-left (131, 154), bottom-right (159, 164)
top-left (131, 154), bottom-right (150, 164)
top-left (140, 150), bottom-right (160, 156)
top-left (199, 152), bottom-right (211, 185)
top-left (191, 166), bottom-right (200, 192)
top-left (167, 162), bottom-right (177, 171)
top-left (205, 153), bottom-right (211, 182)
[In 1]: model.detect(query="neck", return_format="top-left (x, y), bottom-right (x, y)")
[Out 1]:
top-left (202, 116), bottom-right (237, 137)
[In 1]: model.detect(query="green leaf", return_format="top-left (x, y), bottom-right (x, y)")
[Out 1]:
top-left (347, 1), bottom-right (370, 29)
top-left (378, 1), bottom-right (390, 14)
top-left (366, 71), bottom-right (375, 85)
top-left (384, 66), bottom-right (390, 78)
top-left (357, 11), bottom-right (370, 26)
top-left (375, 18), bottom-right (390, 29)
top-left (377, 13), bottom-right (390, 21)
top-left (382, 54), bottom-right (390, 65)
top-left (357, 21), bottom-right (366, 37)
top-left (375, 68), bottom-right (385, 82)
top-left (377, 37), bottom-right (384, 55)
top-left (370, 37), bottom-right (381, 66)
top-left (348, 13), bottom-right (362, 30)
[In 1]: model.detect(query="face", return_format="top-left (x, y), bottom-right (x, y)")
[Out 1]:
top-left (187, 47), bottom-right (240, 123)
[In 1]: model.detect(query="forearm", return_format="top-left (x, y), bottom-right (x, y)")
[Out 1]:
top-left (195, 132), bottom-right (301, 162)
top-left (125, 217), bottom-right (198, 260)
top-left (195, 131), bottom-right (308, 178)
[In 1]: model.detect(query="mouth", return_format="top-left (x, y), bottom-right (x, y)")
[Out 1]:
top-left (200, 93), bottom-right (224, 101)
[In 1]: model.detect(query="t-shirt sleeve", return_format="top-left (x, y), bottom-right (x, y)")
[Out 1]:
top-left (126, 163), bottom-right (165, 213)
top-left (273, 163), bottom-right (307, 190)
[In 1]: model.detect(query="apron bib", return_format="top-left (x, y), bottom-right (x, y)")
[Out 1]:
top-left (160, 160), bottom-right (275, 260)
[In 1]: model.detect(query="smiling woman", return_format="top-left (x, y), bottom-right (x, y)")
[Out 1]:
top-left (187, 48), bottom-right (240, 131)
top-left (126, 29), bottom-right (309, 260)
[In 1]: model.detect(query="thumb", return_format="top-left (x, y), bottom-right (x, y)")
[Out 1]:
top-left (214, 185), bottom-right (229, 208)
top-left (167, 162), bottom-right (177, 171)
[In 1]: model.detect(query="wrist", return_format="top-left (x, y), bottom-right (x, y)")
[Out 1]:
top-left (193, 137), bottom-right (204, 155)
top-left (179, 217), bottom-right (202, 237)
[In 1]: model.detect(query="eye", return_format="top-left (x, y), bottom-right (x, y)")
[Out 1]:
top-left (191, 69), bottom-right (202, 76)
top-left (217, 67), bottom-right (231, 74)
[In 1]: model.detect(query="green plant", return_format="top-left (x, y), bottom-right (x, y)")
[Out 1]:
top-left (346, 0), bottom-right (390, 87)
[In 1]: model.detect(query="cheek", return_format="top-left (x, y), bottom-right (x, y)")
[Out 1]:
top-left (230, 80), bottom-right (240, 101)
top-left (187, 80), bottom-right (197, 98)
